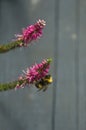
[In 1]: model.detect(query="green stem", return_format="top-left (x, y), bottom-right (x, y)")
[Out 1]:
top-left (0, 40), bottom-right (22, 53)
top-left (0, 79), bottom-right (24, 91)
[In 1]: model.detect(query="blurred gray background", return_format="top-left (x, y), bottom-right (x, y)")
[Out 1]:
top-left (0, 0), bottom-right (86, 130)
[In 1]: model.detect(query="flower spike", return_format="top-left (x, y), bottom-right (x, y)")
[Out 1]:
top-left (0, 19), bottom-right (46, 53)
top-left (14, 58), bottom-right (52, 90)
top-left (16, 19), bottom-right (46, 46)
top-left (24, 58), bottom-right (51, 83)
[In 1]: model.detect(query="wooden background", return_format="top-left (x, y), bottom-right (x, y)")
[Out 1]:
top-left (0, 0), bottom-right (86, 130)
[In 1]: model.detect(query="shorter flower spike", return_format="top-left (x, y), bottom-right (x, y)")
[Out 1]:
top-left (16, 19), bottom-right (46, 46)
top-left (15, 58), bottom-right (52, 90)
top-left (24, 58), bottom-right (52, 83)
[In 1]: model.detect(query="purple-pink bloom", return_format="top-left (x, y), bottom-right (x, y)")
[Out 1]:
top-left (15, 58), bottom-right (52, 90)
top-left (16, 19), bottom-right (46, 46)
top-left (23, 58), bottom-right (52, 84)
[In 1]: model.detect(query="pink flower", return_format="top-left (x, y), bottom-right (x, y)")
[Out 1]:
top-left (16, 19), bottom-right (46, 46)
top-left (23, 58), bottom-right (52, 83)
top-left (15, 58), bottom-right (52, 90)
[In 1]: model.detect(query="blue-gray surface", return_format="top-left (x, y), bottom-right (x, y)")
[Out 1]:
top-left (0, 0), bottom-right (86, 130)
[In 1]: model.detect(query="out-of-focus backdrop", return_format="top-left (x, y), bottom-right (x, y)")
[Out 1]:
top-left (0, 0), bottom-right (86, 130)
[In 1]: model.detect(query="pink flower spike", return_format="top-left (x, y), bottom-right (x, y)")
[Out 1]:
top-left (15, 58), bottom-right (52, 90)
top-left (16, 19), bottom-right (46, 46)
top-left (23, 58), bottom-right (52, 84)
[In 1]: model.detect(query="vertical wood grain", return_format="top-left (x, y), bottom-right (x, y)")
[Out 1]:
top-left (79, 0), bottom-right (86, 130)
top-left (55, 0), bottom-right (78, 129)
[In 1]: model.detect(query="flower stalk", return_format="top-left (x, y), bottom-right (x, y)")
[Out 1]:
top-left (0, 40), bottom-right (22, 53)
top-left (0, 79), bottom-right (24, 91)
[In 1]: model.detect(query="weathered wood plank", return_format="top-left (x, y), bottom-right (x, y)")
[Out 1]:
top-left (55, 0), bottom-right (78, 130)
top-left (79, 0), bottom-right (86, 130)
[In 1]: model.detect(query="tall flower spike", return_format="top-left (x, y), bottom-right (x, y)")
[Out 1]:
top-left (16, 19), bottom-right (46, 46)
top-left (0, 19), bottom-right (45, 53)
